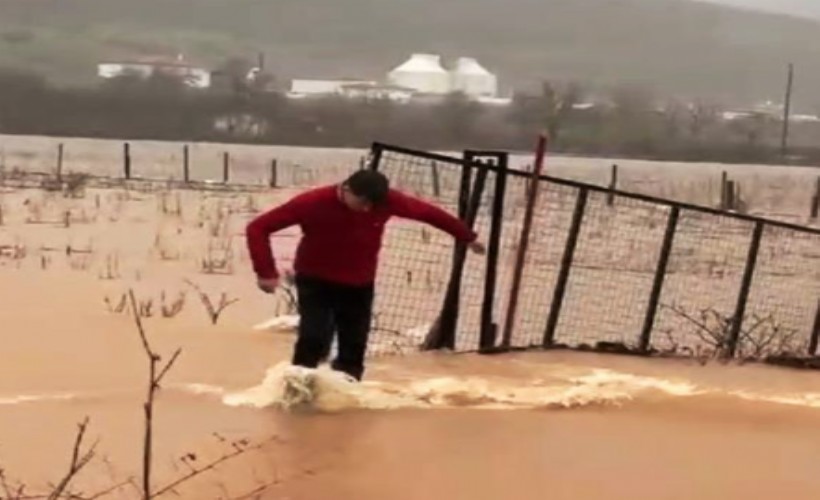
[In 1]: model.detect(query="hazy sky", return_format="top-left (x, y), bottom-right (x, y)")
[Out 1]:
top-left (704, 0), bottom-right (820, 19)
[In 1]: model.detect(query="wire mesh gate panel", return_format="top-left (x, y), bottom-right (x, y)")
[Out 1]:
top-left (365, 144), bottom-right (497, 356)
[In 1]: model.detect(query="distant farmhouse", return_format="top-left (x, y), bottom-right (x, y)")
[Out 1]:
top-left (288, 79), bottom-right (417, 103)
top-left (97, 55), bottom-right (211, 88)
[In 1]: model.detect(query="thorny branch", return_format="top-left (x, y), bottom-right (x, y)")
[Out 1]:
top-left (662, 304), bottom-right (731, 354)
top-left (127, 289), bottom-right (182, 500)
top-left (150, 436), bottom-right (282, 498)
top-left (183, 279), bottom-right (239, 325)
top-left (660, 302), bottom-right (802, 359)
top-left (83, 479), bottom-right (134, 500)
top-left (46, 418), bottom-right (97, 500)
top-left (0, 468), bottom-right (26, 500)
top-left (4, 418), bottom-right (99, 500)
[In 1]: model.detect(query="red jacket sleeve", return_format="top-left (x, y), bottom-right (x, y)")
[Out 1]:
top-left (387, 190), bottom-right (477, 243)
top-left (245, 193), bottom-right (308, 280)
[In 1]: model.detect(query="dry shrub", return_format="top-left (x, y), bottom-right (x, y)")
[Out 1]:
top-left (184, 279), bottom-right (238, 325)
top-left (200, 237), bottom-right (234, 275)
top-left (153, 231), bottom-right (182, 261)
top-left (64, 172), bottom-right (90, 198)
top-left (99, 252), bottom-right (121, 280)
top-left (160, 291), bottom-right (186, 318)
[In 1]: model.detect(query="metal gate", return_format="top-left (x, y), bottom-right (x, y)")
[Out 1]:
top-left (367, 142), bottom-right (820, 368)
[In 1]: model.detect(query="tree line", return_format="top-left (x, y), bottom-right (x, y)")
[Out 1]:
top-left (0, 67), bottom-right (818, 165)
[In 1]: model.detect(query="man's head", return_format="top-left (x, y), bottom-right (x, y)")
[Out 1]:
top-left (340, 170), bottom-right (389, 212)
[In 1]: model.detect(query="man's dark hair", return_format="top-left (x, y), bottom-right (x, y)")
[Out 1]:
top-left (344, 170), bottom-right (390, 205)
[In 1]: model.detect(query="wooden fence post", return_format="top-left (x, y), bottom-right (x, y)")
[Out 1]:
top-left (270, 159), bottom-right (278, 188)
top-left (124, 142), bottom-right (131, 180)
top-left (56, 143), bottom-right (64, 182)
top-left (183, 145), bottom-right (190, 183)
top-left (607, 164), bottom-right (618, 206)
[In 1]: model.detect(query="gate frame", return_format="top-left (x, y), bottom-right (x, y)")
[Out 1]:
top-left (462, 150), bottom-right (510, 352)
top-left (369, 142), bottom-right (497, 351)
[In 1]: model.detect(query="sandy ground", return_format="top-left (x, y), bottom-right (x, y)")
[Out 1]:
top-left (0, 136), bottom-right (818, 499)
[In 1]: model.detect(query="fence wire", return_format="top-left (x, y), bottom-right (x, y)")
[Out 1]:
top-left (0, 138), bottom-right (359, 189)
top-left (450, 166), bottom-right (497, 351)
top-left (737, 226), bottom-right (820, 357)
top-left (368, 150), bottom-right (470, 356)
top-left (486, 177), bottom-right (575, 348)
top-left (651, 210), bottom-right (757, 356)
top-left (550, 190), bottom-right (670, 348)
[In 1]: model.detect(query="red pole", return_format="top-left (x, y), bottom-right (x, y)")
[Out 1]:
top-left (501, 133), bottom-right (549, 348)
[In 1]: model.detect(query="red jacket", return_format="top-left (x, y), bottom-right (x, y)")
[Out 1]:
top-left (245, 185), bottom-right (477, 285)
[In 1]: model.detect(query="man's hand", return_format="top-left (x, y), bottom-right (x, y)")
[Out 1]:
top-left (468, 241), bottom-right (486, 255)
top-left (257, 269), bottom-right (295, 294)
top-left (257, 277), bottom-right (280, 294)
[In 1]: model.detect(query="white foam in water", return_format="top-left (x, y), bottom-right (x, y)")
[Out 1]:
top-left (252, 315), bottom-right (300, 332)
top-left (567, 369), bottom-right (705, 397)
top-left (182, 383), bottom-right (227, 397)
top-left (0, 393), bottom-right (76, 405)
top-left (3, 368), bottom-right (820, 413)
top-left (215, 363), bottom-right (706, 412)
top-left (731, 390), bottom-right (820, 409)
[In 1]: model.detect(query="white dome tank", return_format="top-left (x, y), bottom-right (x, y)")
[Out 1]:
top-left (450, 57), bottom-right (498, 98)
top-left (387, 53), bottom-right (451, 94)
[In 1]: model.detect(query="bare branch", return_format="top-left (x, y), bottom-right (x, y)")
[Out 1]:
top-left (127, 289), bottom-right (155, 361)
top-left (84, 478), bottom-right (134, 500)
top-left (151, 436), bottom-right (280, 498)
top-left (155, 349), bottom-right (182, 388)
top-left (183, 279), bottom-right (239, 325)
top-left (47, 417), bottom-right (97, 500)
top-left (126, 287), bottom-right (183, 500)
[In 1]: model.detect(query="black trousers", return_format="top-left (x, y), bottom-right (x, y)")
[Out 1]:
top-left (292, 274), bottom-right (374, 381)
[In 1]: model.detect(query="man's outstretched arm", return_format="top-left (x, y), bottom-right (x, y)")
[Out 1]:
top-left (245, 197), bottom-right (304, 283)
top-left (387, 190), bottom-right (481, 246)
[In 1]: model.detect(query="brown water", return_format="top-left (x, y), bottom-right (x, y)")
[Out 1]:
top-left (1, 137), bottom-right (819, 499)
top-left (2, 268), bottom-right (820, 499)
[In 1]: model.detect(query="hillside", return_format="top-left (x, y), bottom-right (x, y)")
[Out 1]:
top-left (2, 0), bottom-right (820, 108)
top-left (703, 0), bottom-right (820, 20)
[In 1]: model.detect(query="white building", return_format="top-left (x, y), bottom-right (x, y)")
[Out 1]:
top-left (338, 82), bottom-right (415, 102)
top-left (450, 57), bottom-right (498, 98)
top-left (97, 56), bottom-right (211, 88)
top-left (387, 53), bottom-right (451, 95)
top-left (288, 79), bottom-right (415, 102)
top-left (286, 53), bottom-right (501, 102)
top-left (289, 79), bottom-right (370, 95)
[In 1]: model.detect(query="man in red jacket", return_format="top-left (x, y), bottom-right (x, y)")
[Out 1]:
top-left (246, 169), bottom-right (484, 381)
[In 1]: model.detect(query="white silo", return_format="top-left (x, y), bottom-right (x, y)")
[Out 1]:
top-left (450, 57), bottom-right (498, 98)
top-left (387, 53), bottom-right (451, 94)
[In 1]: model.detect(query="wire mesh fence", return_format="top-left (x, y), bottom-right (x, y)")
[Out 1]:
top-left (449, 162), bottom-right (495, 352)
top-left (650, 211), bottom-right (759, 356)
top-left (368, 142), bottom-right (820, 367)
top-left (485, 175), bottom-right (575, 349)
top-left (367, 148), bottom-right (482, 356)
top-left (549, 189), bottom-right (670, 348)
top-left (0, 138), bottom-right (359, 191)
top-left (733, 225), bottom-right (820, 358)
